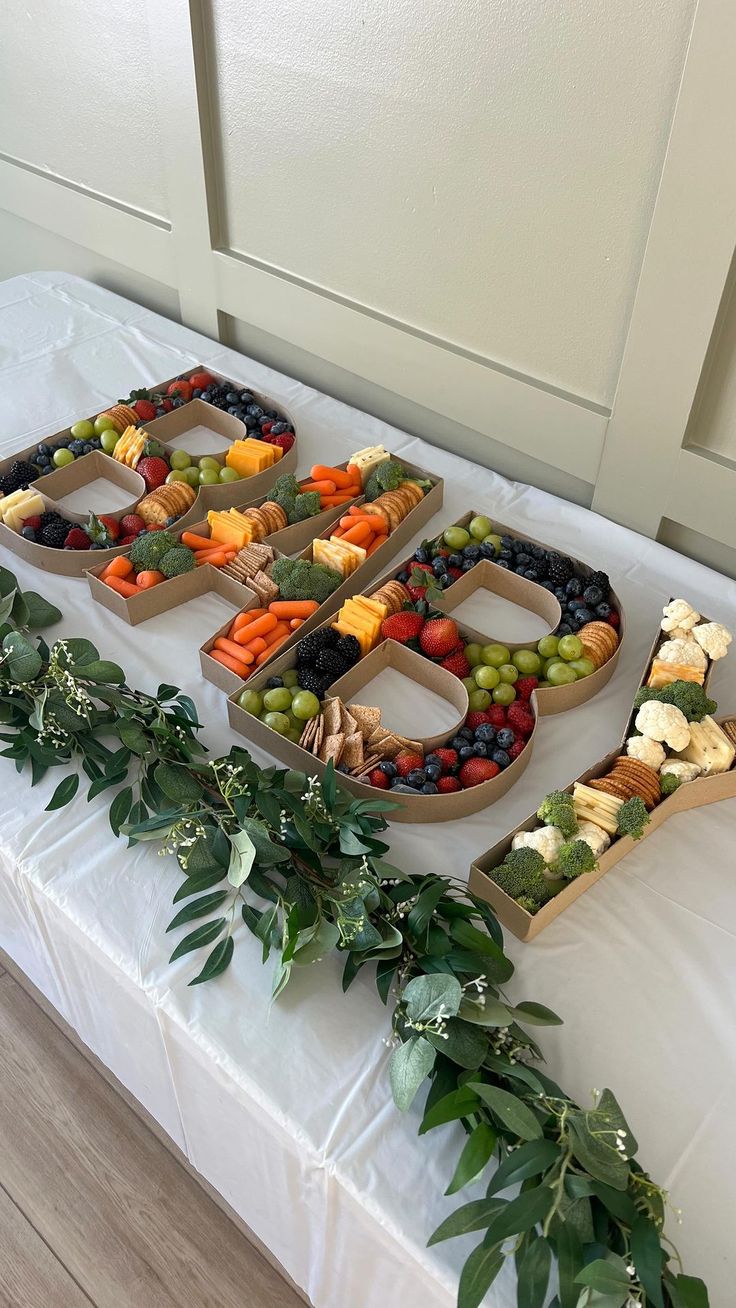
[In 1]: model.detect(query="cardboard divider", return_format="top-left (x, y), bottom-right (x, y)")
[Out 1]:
top-left (30, 451), bottom-right (146, 520)
top-left (0, 364), bottom-right (297, 575)
top-left (324, 640), bottom-right (470, 751)
top-left (435, 558), bottom-right (562, 645)
top-left (468, 602), bottom-right (729, 938)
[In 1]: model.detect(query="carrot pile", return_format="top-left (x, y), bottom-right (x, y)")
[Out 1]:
top-left (299, 463), bottom-right (362, 510)
top-left (180, 531), bottom-right (239, 568)
top-left (208, 599), bottom-right (320, 679)
top-left (330, 505), bottom-right (388, 556)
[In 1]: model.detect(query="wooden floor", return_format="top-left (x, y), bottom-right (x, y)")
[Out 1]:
top-left (0, 965), bottom-right (304, 1308)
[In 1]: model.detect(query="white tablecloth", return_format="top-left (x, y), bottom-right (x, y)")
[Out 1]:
top-left (1, 272), bottom-right (734, 1306)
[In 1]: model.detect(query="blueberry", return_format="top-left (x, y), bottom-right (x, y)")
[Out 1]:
top-left (554, 587), bottom-right (567, 602)
top-left (379, 760), bottom-right (397, 777)
top-left (595, 602), bottom-right (611, 619)
top-left (407, 768), bottom-right (426, 787)
top-left (225, 391), bottom-right (239, 404)
top-left (501, 535), bottom-right (514, 548)
top-left (37, 443), bottom-right (51, 457)
top-left (269, 419), bottom-right (288, 433)
top-left (432, 558), bottom-right (447, 576)
top-left (462, 559), bottom-right (475, 572)
top-left (424, 763), bottom-right (441, 782)
top-left (396, 570), bottom-right (409, 583)
top-left (583, 585), bottom-right (604, 606)
top-left (515, 553), bottom-right (531, 568)
top-left (451, 736), bottom-right (467, 753)
top-left (425, 754), bottom-right (440, 767)
top-left (21, 526), bottom-right (36, 540)
top-left (239, 391), bottom-right (254, 404)
top-left (448, 553), bottom-right (464, 568)
top-left (439, 574), bottom-right (452, 588)
top-left (557, 622), bottom-right (573, 637)
top-left (165, 516), bottom-right (176, 526)
top-left (573, 607), bottom-right (594, 624)
top-left (414, 547), bottom-right (429, 563)
top-left (390, 776), bottom-right (406, 788)
top-left (524, 569), bottom-right (540, 582)
top-left (463, 544), bottom-right (481, 560)
top-left (565, 578), bottom-right (583, 596)
top-left (473, 741), bottom-right (488, 757)
top-left (228, 406), bottom-right (240, 415)
top-left (244, 415), bottom-right (258, 430)
top-left (421, 781), bottom-right (438, 795)
top-left (35, 454), bottom-right (50, 468)
top-left (474, 726), bottom-right (495, 745)
top-left (458, 745), bottom-right (475, 762)
top-left (480, 543), bottom-right (497, 559)
top-left (567, 598), bottom-right (582, 613)
top-left (265, 676), bottom-right (284, 689)
top-left (496, 727), bottom-right (515, 749)
top-left (265, 410), bottom-right (279, 419)
top-left (495, 559), bottom-right (510, 570)
top-left (515, 566), bottom-right (528, 576)
top-left (459, 727), bottom-right (474, 742)
top-left (492, 749), bottom-right (511, 768)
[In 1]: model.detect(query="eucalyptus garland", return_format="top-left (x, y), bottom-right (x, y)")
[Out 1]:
top-left (0, 565), bottom-right (709, 1308)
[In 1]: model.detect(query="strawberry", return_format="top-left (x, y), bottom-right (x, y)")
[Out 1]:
top-left (440, 649), bottom-right (470, 678)
top-left (487, 705), bottom-right (507, 728)
top-left (85, 512), bottom-right (119, 547)
top-left (119, 534), bottom-right (138, 545)
top-left (145, 523), bottom-right (166, 532)
top-left (433, 747), bottom-right (459, 773)
top-left (64, 527), bottom-right (92, 550)
top-left (381, 611), bottom-right (425, 643)
top-left (132, 398), bottom-right (157, 422)
top-left (264, 432), bottom-right (295, 455)
top-left (466, 711), bottom-right (491, 731)
top-left (137, 457), bottom-right (169, 490)
top-left (437, 776), bottom-right (461, 793)
top-left (97, 514), bottom-right (120, 541)
top-left (120, 513), bottom-right (146, 537)
top-left (459, 758), bottom-right (500, 787)
top-left (448, 567), bottom-right (464, 580)
top-left (508, 739), bottom-right (527, 761)
top-left (515, 676), bottom-right (539, 701)
top-left (161, 397), bottom-right (174, 413)
top-left (507, 703), bottom-right (535, 736)
top-left (188, 371), bottom-right (216, 391)
top-left (395, 751), bottom-right (425, 777)
top-left (419, 617), bottom-right (460, 659)
top-left (261, 421), bottom-right (274, 435)
top-left (23, 514), bottom-right (42, 532)
top-left (168, 379), bottom-right (192, 402)
top-left (368, 769), bottom-right (389, 789)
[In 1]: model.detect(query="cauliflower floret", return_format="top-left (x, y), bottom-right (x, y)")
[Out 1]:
top-left (657, 638), bottom-right (707, 672)
top-left (634, 701), bottom-right (691, 752)
top-left (661, 599), bottom-right (700, 633)
top-left (512, 825), bottom-right (565, 875)
top-left (660, 758), bottom-right (702, 782)
top-left (575, 820), bottom-right (611, 859)
top-left (692, 621), bottom-right (733, 661)
top-left (625, 735), bottom-right (666, 771)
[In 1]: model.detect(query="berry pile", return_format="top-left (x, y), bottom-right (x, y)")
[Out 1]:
top-left (395, 515), bottom-right (619, 636)
top-left (274, 627), bottom-right (362, 700)
top-left (0, 461), bottom-right (41, 496)
top-left (194, 381), bottom-right (295, 455)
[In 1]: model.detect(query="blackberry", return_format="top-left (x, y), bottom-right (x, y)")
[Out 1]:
top-left (546, 553), bottom-right (574, 586)
top-left (297, 668), bottom-right (333, 697)
top-left (315, 648), bottom-right (349, 676)
top-left (40, 510), bottom-right (64, 529)
top-left (335, 635), bottom-right (360, 667)
top-left (7, 460), bottom-right (40, 490)
top-left (41, 518), bottom-right (73, 548)
top-left (587, 569), bottom-right (610, 595)
top-left (0, 475), bottom-right (13, 496)
top-left (297, 628), bottom-right (339, 662)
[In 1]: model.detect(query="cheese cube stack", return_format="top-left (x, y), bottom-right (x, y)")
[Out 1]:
top-left (207, 508), bottom-right (254, 549)
top-left (332, 595), bottom-right (388, 656)
top-left (648, 659), bottom-right (705, 688)
top-left (675, 716), bottom-right (735, 775)
top-left (0, 488), bottom-right (45, 533)
top-left (313, 536), bottom-right (366, 578)
top-left (226, 439), bottom-right (279, 478)
top-left (349, 445), bottom-right (390, 486)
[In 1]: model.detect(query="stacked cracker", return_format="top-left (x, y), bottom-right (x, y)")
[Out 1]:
top-left (221, 541), bottom-right (279, 603)
top-left (299, 696), bottom-right (420, 778)
top-left (361, 480), bottom-right (424, 532)
top-left (369, 579), bottom-right (410, 615)
top-left (577, 621), bottom-right (619, 670)
top-left (574, 756), bottom-right (661, 835)
top-left (138, 480), bottom-right (197, 525)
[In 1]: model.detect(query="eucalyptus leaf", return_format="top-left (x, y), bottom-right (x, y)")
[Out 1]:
top-left (470, 1083), bottom-right (543, 1141)
top-left (188, 934), bottom-right (234, 985)
top-left (419, 1086), bottom-right (482, 1135)
top-left (2, 631), bottom-right (42, 683)
top-left (118, 720), bottom-right (149, 755)
top-left (155, 761), bottom-right (203, 803)
top-left (510, 1001), bottom-right (563, 1026)
top-left (446, 1122), bottom-right (497, 1195)
top-left (428, 1018), bottom-right (487, 1070)
top-left (293, 918), bottom-right (341, 966)
top-left (671, 1274), bottom-right (709, 1308)
top-left (487, 1138), bottom-right (560, 1196)
top-left (516, 1235), bottom-right (551, 1308)
top-left (167, 891), bottom-right (230, 932)
top-left (58, 637), bottom-right (98, 666)
top-left (0, 591), bottom-right (16, 625)
top-left (45, 773), bottom-right (79, 811)
top-left (169, 917), bottom-right (225, 963)
top-left (389, 1036), bottom-right (437, 1111)
top-left (11, 592), bottom-right (30, 629)
top-left (428, 1197), bottom-right (507, 1246)
top-left (457, 1240), bottom-right (504, 1308)
top-left (458, 996), bottom-right (514, 1026)
top-left (227, 829), bottom-right (257, 887)
top-left (575, 1257), bottom-right (630, 1295)
top-left (403, 973), bottom-right (462, 1024)
top-left (630, 1217), bottom-right (665, 1308)
top-left (76, 659), bottom-right (125, 684)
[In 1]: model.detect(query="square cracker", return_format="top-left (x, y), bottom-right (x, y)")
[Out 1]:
top-left (350, 704), bottom-right (381, 738)
top-left (342, 732), bottom-right (364, 769)
top-left (319, 732), bottom-right (344, 764)
top-left (322, 698), bottom-right (342, 735)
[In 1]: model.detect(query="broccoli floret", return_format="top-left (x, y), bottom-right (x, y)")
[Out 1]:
top-left (517, 895), bottom-right (539, 915)
top-left (159, 547), bottom-right (195, 578)
top-left (556, 839), bottom-right (597, 880)
top-left (536, 790), bottom-right (578, 838)
top-left (364, 470), bottom-right (383, 501)
top-left (633, 680), bottom-right (717, 723)
top-left (294, 491), bottom-right (322, 522)
top-left (375, 459), bottom-right (406, 492)
top-left (272, 559), bottom-right (341, 603)
top-left (659, 772), bottom-right (682, 798)
top-left (491, 847), bottom-right (551, 906)
top-left (305, 563), bottom-right (342, 604)
top-left (270, 472), bottom-right (301, 521)
top-left (129, 529), bottom-right (178, 571)
top-left (616, 796), bottom-right (650, 841)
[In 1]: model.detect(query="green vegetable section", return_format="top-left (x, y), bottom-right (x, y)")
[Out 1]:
top-left (0, 563), bottom-right (710, 1308)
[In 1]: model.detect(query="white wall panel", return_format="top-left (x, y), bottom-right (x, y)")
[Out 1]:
top-left (0, 0), bottom-right (169, 219)
top-left (207, 0), bottom-right (694, 406)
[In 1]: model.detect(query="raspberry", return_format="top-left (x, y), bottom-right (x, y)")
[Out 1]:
top-left (508, 739), bottom-right (527, 761)
top-left (437, 776), bottom-right (461, 793)
top-left (459, 758), bottom-right (501, 787)
top-left (515, 676), bottom-right (539, 701)
top-left (395, 751), bottom-right (424, 777)
top-left (23, 515), bottom-right (42, 532)
top-left (448, 567), bottom-right (463, 579)
top-left (63, 527), bottom-right (92, 550)
top-left (487, 706), bottom-right (507, 727)
top-left (120, 513), bottom-right (146, 537)
top-left (368, 769), bottom-right (389, 789)
top-left (607, 610), bottom-right (620, 628)
top-left (433, 748), bottom-right (458, 773)
top-left (440, 650), bottom-right (470, 678)
top-left (264, 433), bottom-right (295, 455)
top-left (507, 703), bottom-right (535, 736)
top-left (119, 534), bottom-right (139, 545)
top-left (466, 711), bottom-right (491, 731)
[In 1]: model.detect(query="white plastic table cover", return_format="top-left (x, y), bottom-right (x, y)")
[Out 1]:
top-left (1, 272), bottom-right (734, 1307)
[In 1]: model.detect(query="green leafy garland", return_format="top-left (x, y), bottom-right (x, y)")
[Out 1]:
top-left (0, 565), bottom-right (708, 1308)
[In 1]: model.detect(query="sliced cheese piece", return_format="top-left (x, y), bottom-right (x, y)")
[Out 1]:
top-left (648, 659), bottom-right (705, 688)
top-left (675, 716), bottom-right (735, 775)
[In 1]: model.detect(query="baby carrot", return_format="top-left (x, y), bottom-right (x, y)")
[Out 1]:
top-left (210, 650), bottom-right (250, 678)
top-left (233, 612), bottom-right (278, 644)
top-left (366, 533), bottom-right (388, 556)
top-left (196, 551), bottom-right (229, 567)
top-left (214, 637), bottom-right (255, 663)
top-left (320, 493), bottom-right (358, 507)
top-left (268, 600), bottom-right (319, 619)
top-left (100, 555), bottom-right (133, 582)
top-left (345, 463), bottom-right (362, 484)
top-left (342, 521), bottom-right (373, 546)
top-left (241, 635), bottom-right (267, 657)
top-left (229, 608), bottom-right (266, 636)
top-left (256, 635), bottom-right (289, 665)
top-left (104, 575), bottom-right (139, 597)
top-left (181, 531), bottom-right (214, 550)
top-left (136, 570), bottom-right (165, 588)
top-left (300, 479), bottom-right (336, 495)
top-left (289, 618), bottom-right (305, 630)
top-left (310, 464), bottom-right (356, 488)
top-left (262, 621), bottom-right (291, 647)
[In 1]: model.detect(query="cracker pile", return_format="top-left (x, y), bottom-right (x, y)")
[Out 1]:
top-left (588, 756), bottom-right (661, 809)
top-left (362, 480), bottom-right (424, 532)
top-left (369, 579), bottom-right (410, 615)
top-left (221, 541), bottom-right (279, 604)
top-left (578, 621), bottom-right (619, 670)
top-left (299, 696), bottom-right (420, 778)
